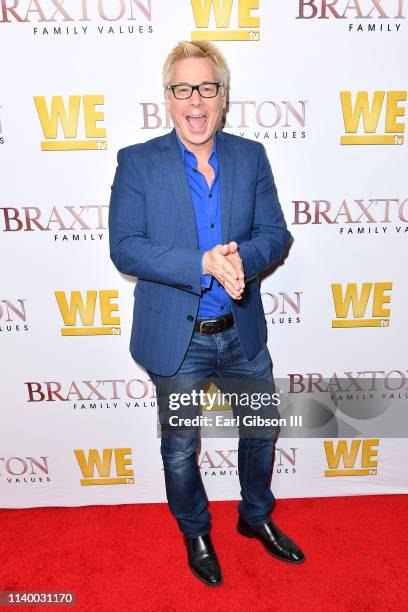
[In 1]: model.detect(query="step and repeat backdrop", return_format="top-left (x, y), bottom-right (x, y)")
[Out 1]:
top-left (1, 1), bottom-right (407, 508)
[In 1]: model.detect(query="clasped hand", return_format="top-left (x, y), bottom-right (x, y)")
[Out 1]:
top-left (202, 241), bottom-right (245, 300)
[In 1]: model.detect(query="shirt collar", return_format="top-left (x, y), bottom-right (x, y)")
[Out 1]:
top-left (175, 130), bottom-right (218, 164)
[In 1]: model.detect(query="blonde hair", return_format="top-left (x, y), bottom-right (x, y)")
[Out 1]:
top-left (162, 40), bottom-right (230, 90)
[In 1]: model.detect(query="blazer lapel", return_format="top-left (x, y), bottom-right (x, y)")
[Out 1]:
top-left (160, 129), bottom-right (198, 250)
top-left (159, 129), bottom-right (234, 249)
top-left (217, 131), bottom-right (234, 244)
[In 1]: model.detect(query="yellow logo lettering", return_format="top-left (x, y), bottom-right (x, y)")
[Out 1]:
top-left (55, 290), bottom-right (121, 336)
top-left (75, 448), bottom-right (134, 486)
top-left (331, 282), bottom-right (392, 328)
top-left (191, 0), bottom-right (260, 41)
top-left (34, 95), bottom-right (107, 151)
top-left (324, 439), bottom-right (379, 476)
top-left (340, 90), bottom-right (406, 145)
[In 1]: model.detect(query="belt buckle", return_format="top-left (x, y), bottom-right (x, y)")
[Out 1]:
top-left (199, 316), bottom-right (227, 335)
top-left (199, 317), bottom-right (218, 335)
top-left (199, 319), bottom-right (210, 335)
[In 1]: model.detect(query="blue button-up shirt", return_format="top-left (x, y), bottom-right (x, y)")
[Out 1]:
top-left (176, 132), bottom-right (231, 319)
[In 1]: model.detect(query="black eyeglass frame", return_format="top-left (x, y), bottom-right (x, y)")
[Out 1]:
top-left (166, 82), bottom-right (224, 99)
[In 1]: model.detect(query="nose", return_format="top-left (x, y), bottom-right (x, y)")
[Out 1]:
top-left (189, 88), bottom-right (203, 106)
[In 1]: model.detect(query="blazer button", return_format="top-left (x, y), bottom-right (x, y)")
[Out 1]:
top-left (187, 315), bottom-right (194, 321)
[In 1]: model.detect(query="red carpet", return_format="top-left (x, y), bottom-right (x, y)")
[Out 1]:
top-left (1, 495), bottom-right (407, 611)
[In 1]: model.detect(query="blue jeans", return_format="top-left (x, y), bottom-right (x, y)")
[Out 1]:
top-left (147, 324), bottom-right (280, 538)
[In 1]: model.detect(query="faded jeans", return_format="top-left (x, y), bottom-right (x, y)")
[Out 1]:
top-left (147, 324), bottom-right (280, 538)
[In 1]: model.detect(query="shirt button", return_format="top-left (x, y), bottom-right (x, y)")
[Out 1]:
top-left (187, 315), bottom-right (194, 321)
top-left (221, 306), bottom-right (224, 310)
top-left (193, 168), bottom-right (197, 173)
top-left (210, 224), bottom-right (214, 228)
top-left (209, 193), bottom-right (213, 198)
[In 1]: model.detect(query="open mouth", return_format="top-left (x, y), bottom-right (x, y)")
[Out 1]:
top-left (186, 115), bottom-right (207, 131)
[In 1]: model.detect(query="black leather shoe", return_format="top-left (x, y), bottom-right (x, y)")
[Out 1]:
top-left (237, 516), bottom-right (305, 564)
top-left (184, 534), bottom-right (223, 586)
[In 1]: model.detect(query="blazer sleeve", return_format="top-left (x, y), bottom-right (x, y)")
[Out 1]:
top-left (108, 147), bottom-right (203, 295)
top-left (237, 145), bottom-right (292, 282)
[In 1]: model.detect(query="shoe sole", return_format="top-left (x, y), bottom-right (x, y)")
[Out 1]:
top-left (188, 564), bottom-right (224, 586)
top-left (237, 524), bottom-right (306, 564)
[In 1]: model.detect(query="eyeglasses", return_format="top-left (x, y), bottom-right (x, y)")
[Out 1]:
top-left (167, 82), bottom-right (224, 100)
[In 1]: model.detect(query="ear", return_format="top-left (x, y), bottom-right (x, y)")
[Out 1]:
top-left (164, 88), bottom-right (171, 111)
top-left (221, 89), bottom-right (227, 110)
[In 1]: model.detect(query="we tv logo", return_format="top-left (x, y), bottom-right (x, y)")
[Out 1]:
top-left (331, 282), bottom-right (392, 328)
top-left (74, 448), bottom-right (134, 486)
top-left (54, 290), bottom-right (121, 336)
top-left (340, 91), bottom-right (406, 145)
top-left (191, 0), bottom-right (260, 41)
top-left (324, 439), bottom-right (379, 477)
top-left (34, 95), bottom-right (107, 151)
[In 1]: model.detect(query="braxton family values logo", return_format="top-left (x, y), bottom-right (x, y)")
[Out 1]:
top-left (0, 298), bottom-right (29, 333)
top-left (296, 1), bottom-right (405, 32)
top-left (292, 198), bottom-right (408, 236)
top-left (25, 378), bottom-right (157, 411)
top-left (278, 369), bottom-right (408, 438)
top-left (0, 205), bottom-right (108, 243)
top-left (261, 290), bottom-right (302, 325)
top-left (0, 455), bottom-right (51, 485)
top-left (0, 0), bottom-right (154, 36)
top-left (139, 99), bottom-right (308, 142)
top-left (198, 446), bottom-right (297, 477)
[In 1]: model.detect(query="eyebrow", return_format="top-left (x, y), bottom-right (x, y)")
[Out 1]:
top-left (172, 81), bottom-right (216, 86)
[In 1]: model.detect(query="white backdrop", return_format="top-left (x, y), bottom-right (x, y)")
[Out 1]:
top-left (1, 1), bottom-right (407, 508)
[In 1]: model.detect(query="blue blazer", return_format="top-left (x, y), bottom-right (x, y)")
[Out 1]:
top-left (109, 129), bottom-right (292, 376)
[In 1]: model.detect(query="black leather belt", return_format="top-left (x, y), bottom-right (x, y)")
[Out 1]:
top-left (194, 312), bottom-right (234, 335)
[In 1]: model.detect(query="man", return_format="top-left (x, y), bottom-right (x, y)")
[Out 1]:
top-left (109, 40), bottom-right (305, 587)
